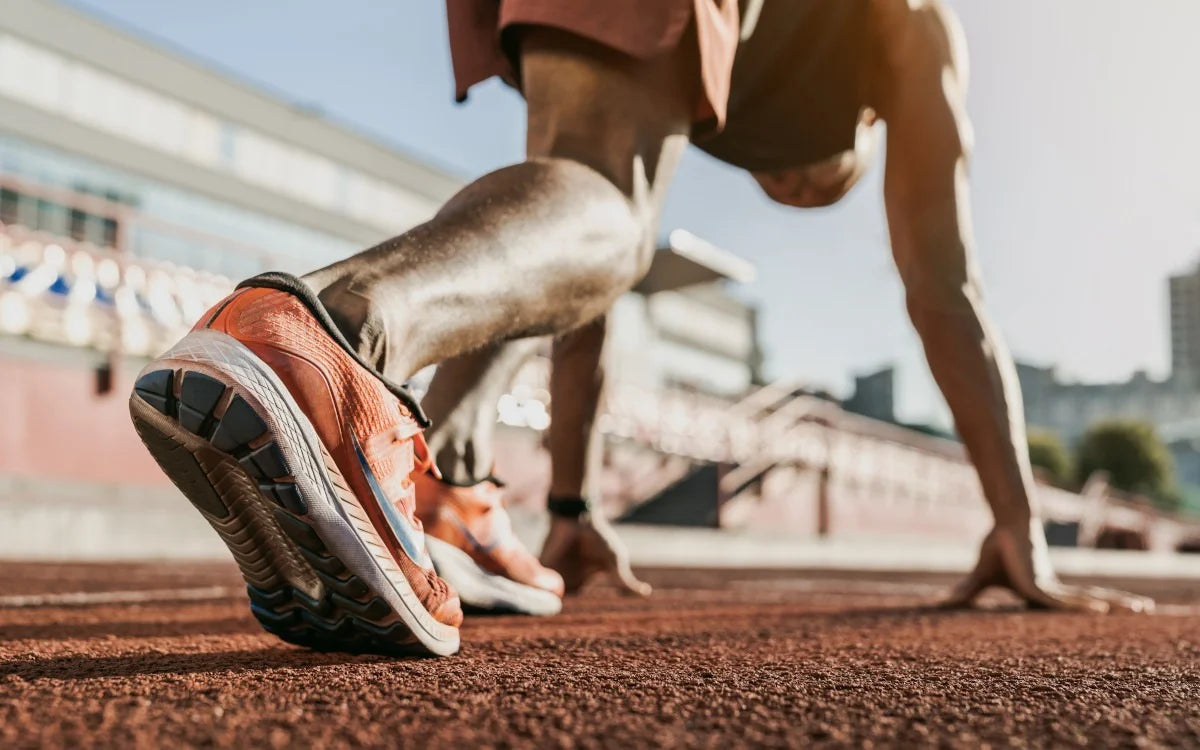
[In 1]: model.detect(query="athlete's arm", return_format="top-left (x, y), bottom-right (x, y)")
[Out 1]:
top-left (876, 0), bottom-right (1149, 612)
top-left (540, 317), bottom-right (651, 597)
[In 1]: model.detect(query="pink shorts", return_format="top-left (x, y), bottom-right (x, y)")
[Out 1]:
top-left (445, 0), bottom-right (741, 125)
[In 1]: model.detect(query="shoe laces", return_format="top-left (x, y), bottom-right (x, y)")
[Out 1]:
top-left (369, 425), bottom-right (439, 535)
top-left (411, 430), bottom-right (439, 480)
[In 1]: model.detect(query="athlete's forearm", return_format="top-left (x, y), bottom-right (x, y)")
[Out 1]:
top-left (547, 316), bottom-right (608, 503)
top-left (874, 0), bottom-right (1036, 527)
top-left (907, 290), bottom-right (1038, 529)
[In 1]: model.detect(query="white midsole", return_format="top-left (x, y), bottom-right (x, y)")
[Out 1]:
top-left (142, 329), bottom-right (459, 655)
top-left (425, 536), bottom-right (562, 616)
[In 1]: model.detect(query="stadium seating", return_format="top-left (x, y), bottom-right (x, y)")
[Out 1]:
top-left (0, 220), bottom-right (231, 356)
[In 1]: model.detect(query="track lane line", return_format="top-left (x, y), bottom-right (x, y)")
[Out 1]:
top-left (728, 578), bottom-right (1200, 614)
top-left (0, 585), bottom-right (241, 609)
top-left (4, 579), bottom-right (1198, 615)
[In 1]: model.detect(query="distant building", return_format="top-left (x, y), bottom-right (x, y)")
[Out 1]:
top-left (0, 0), bottom-right (461, 278)
top-left (842, 365), bottom-right (896, 424)
top-left (1017, 256), bottom-right (1200, 496)
top-left (1169, 261), bottom-right (1200, 386)
top-left (1015, 365), bottom-right (1195, 445)
top-left (1017, 254), bottom-right (1200, 453)
top-left (0, 0), bottom-right (764, 499)
top-left (1017, 256), bottom-right (1200, 497)
top-left (0, 0), bottom-right (466, 491)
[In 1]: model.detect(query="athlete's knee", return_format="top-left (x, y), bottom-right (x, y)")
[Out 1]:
top-left (531, 155), bottom-right (657, 284)
top-left (525, 105), bottom-right (677, 247)
top-left (583, 178), bottom-right (658, 285)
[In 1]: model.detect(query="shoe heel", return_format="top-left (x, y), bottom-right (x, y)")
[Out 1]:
top-left (129, 357), bottom-right (444, 655)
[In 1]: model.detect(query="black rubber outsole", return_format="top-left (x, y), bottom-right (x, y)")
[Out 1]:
top-left (130, 367), bottom-right (430, 656)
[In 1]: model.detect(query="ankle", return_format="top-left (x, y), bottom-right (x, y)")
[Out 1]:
top-left (314, 276), bottom-right (389, 371)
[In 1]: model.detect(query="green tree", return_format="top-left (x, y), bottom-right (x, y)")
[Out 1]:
top-left (1075, 420), bottom-right (1174, 500)
top-left (1027, 429), bottom-right (1071, 486)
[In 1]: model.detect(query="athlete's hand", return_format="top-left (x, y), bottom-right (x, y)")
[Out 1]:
top-left (539, 513), bottom-right (652, 598)
top-left (943, 520), bottom-right (1154, 613)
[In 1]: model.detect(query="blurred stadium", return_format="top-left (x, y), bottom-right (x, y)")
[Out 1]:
top-left (2, 0), bottom-right (1199, 564)
top-left (3, 2), bottom-right (1200, 748)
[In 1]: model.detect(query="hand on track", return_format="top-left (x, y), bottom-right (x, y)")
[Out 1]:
top-left (539, 513), bottom-right (651, 598)
top-left (943, 522), bottom-right (1154, 613)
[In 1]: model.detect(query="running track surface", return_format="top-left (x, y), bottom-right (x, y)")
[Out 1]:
top-left (1, 562), bottom-right (1198, 748)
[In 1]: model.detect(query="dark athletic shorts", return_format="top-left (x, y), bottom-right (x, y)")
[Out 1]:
top-left (446, 0), bottom-right (871, 172)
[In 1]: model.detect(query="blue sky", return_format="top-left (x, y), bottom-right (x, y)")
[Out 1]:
top-left (68, 0), bottom-right (1200, 424)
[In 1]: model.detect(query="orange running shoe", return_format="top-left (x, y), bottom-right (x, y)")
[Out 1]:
top-left (128, 272), bottom-right (461, 656)
top-left (414, 471), bottom-right (564, 615)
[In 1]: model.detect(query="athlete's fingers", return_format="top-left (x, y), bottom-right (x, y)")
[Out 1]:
top-left (1068, 585), bottom-right (1155, 614)
top-left (995, 547), bottom-right (1107, 612)
top-left (940, 534), bottom-right (1001, 609)
top-left (940, 568), bottom-right (987, 609)
top-left (611, 555), bottom-right (652, 598)
top-left (1018, 582), bottom-right (1110, 613)
top-left (578, 520), bottom-right (651, 597)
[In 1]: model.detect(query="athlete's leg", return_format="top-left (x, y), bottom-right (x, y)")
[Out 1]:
top-left (365, 28), bottom-right (697, 611)
top-left (304, 29), bottom-right (695, 380)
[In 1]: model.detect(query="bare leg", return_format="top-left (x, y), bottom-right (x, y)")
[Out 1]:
top-left (302, 28), bottom-right (695, 381)
top-left (387, 30), bottom-right (693, 595)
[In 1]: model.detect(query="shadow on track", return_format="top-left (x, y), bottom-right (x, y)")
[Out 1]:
top-left (0, 646), bottom-right (406, 682)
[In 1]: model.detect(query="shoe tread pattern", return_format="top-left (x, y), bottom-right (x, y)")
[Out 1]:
top-left (131, 368), bottom-right (425, 655)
